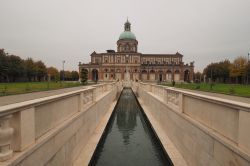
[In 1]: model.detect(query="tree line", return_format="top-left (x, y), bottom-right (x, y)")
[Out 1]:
top-left (0, 49), bottom-right (79, 82)
top-left (195, 56), bottom-right (250, 84)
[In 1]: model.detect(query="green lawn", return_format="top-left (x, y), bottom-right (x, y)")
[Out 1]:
top-left (161, 83), bottom-right (250, 97)
top-left (0, 81), bottom-right (86, 96)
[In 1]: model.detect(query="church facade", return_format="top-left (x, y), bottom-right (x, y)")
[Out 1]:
top-left (79, 20), bottom-right (194, 82)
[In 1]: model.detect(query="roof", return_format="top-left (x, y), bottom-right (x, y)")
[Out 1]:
top-left (119, 31), bottom-right (136, 40)
top-left (142, 53), bottom-right (183, 57)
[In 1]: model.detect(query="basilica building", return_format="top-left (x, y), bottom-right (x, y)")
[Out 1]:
top-left (79, 20), bottom-right (194, 82)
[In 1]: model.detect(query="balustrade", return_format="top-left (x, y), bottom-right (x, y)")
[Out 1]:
top-left (137, 82), bottom-right (250, 161)
top-left (0, 115), bottom-right (13, 161)
top-left (0, 82), bottom-right (118, 162)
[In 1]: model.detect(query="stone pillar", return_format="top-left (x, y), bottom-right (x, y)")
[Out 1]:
top-left (163, 71), bottom-right (166, 81)
top-left (0, 115), bottom-right (14, 161)
top-left (121, 71), bottom-right (124, 80)
top-left (78, 92), bottom-right (84, 112)
top-left (239, 110), bottom-right (250, 154)
top-left (190, 67), bottom-right (194, 82)
top-left (178, 93), bottom-right (183, 113)
top-left (89, 68), bottom-right (92, 80)
top-left (180, 64), bottom-right (184, 81)
top-left (11, 108), bottom-right (35, 152)
top-left (99, 71), bottom-right (103, 80)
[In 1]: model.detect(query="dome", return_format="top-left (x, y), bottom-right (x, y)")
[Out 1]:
top-left (119, 31), bottom-right (136, 40)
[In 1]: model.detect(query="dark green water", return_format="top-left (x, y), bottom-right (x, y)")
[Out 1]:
top-left (89, 88), bottom-right (173, 166)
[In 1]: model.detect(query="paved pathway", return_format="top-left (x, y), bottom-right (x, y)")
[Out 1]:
top-left (176, 88), bottom-right (250, 104)
top-left (0, 86), bottom-right (87, 106)
top-left (1, 85), bottom-right (249, 106)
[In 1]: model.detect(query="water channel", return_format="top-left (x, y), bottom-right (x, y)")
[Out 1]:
top-left (89, 88), bottom-right (173, 166)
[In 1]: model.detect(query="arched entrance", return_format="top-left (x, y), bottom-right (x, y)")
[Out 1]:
top-left (174, 70), bottom-right (180, 82)
top-left (149, 70), bottom-right (155, 81)
top-left (158, 70), bottom-right (163, 82)
top-left (141, 70), bottom-right (147, 81)
top-left (184, 70), bottom-right (190, 82)
top-left (166, 70), bottom-right (172, 82)
top-left (92, 69), bottom-right (98, 82)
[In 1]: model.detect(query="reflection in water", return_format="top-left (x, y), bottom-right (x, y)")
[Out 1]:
top-left (89, 88), bottom-right (172, 166)
top-left (116, 90), bottom-right (138, 145)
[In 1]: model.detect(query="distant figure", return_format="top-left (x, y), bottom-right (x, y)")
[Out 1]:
top-left (172, 80), bottom-right (175, 87)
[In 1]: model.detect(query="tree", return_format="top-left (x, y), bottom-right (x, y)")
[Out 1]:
top-left (64, 71), bottom-right (71, 81)
top-left (246, 63), bottom-right (250, 84)
top-left (203, 63), bottom-right (218, 82)
top-left (194, 71), bottom-right (202, 83)
top-left (47, 67), bottom-right (59, 81)
top-left (7, 55), bottom-right (24, 82)
top-left (35, 61), bottom-right (47, 81)
top-left (80, 69), bottom-right (88, 84)
top-left (71, 71), bottom-right (79, 81)
top-left (203, 60), bottom-right (231, 83)
top-left (24, 58), bottom-right (36, 81)
top-left (218, 60), bottom-right (231, 83)
top-left (230, 56), bottom-right (247, 84)
top-left (0, 49), bottom-right (9, 82)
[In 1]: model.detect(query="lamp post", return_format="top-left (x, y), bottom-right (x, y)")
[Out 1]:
top-left (210, 68), bottom-right (213, 83)
top-left (171, 60), bottom-right (174, 82)
top-left (247, 53), bottom-right (250, 84)
top-left (62, 60), bottom-right (65, 82)
top-left (114, 55), bottom-right (116, 80)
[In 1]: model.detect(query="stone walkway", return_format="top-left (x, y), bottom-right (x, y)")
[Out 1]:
top-left (174, 88), bottom-right (250, 104)
top-left (1, 85), bottom-right (249, 106)
top-left (0, 86), bottom-right (87, 106)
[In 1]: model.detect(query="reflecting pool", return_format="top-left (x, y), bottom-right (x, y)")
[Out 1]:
top-left (89, 88), bottom-right (173, 166)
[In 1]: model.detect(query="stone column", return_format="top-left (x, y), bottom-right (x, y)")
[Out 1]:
top-left (89, 68), bottom-right (92, 80)
top-left (11, 108), bottom-right (35, 152)
top-left (0, 115), bottom-right (14, 161)
top-left (178, 93), bottom-right (183, 113)
top-left (78, 92), bottom-right (84, 112)
top-left (99, 70), bottom-right (103, 80)
top-left (239, 110), bottom-right (250, 153)
top-left (180, 64), bottom-right (184, 82)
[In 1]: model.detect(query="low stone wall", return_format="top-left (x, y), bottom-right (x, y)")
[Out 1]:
top-left (135, 82), bottom-right (250, 166)
top-left (0, 82), bottom-right (122, 166)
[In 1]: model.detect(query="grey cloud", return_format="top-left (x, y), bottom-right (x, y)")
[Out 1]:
top-left (0, 0), bottom-right (249, 71)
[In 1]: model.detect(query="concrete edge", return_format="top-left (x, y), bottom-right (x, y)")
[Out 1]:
top-left (73, 101), bottom-right (117, 166)
top-left (0, 91), bottom-right (112, 166)
top-left (145, 83), bottom-right (250, 110)
top-left (137, 98), bottom-right (188, 166)
top-left (147, 90), bottom-right (250, 162)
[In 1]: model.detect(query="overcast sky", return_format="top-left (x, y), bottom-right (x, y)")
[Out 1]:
top-left (0, 0), bottom-right (250, 72)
